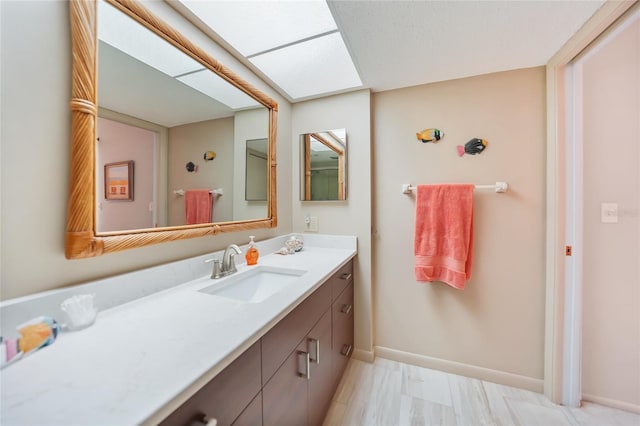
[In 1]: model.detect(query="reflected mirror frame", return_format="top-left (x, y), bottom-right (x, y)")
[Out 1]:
top-left (66, 0), bottom-right (278, 259)
top-left (300, 129), bottom-right (347, 201)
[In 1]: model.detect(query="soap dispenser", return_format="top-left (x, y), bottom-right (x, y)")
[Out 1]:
top-left (245, 236), bottom-right (259, 265)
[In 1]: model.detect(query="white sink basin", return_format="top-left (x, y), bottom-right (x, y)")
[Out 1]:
top-left (198, 266), bottom-right (307, 303)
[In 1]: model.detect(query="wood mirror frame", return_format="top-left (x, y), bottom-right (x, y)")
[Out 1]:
top-left (301, 132), bottom-right (346, 201)
top-left (66, 0), bottom-right (278, 259)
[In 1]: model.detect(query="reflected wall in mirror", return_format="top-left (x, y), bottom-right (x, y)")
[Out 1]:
top-left (245, 138), bottom-right (268, 201)
top-left (300, 129), bottom-right (347, 201)
top-left (66, 0), bottom-right (278, 259)
top-left (96, 0), bottom-right (269, 231)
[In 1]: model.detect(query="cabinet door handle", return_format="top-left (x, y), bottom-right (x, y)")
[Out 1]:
top-left (192, 415), bottom-right (218, 426)
top-left (297, 350), bottom-right (310, 379)
top-left (341, 344), bottom-right (353, 357)
top-left (308, 338), bottom-right (320, 364)
top-left (340, 273), bottom-right (352, 281)
top-left (341, 304), bottom-right (352, 314)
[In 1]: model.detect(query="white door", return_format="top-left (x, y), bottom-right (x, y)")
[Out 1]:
top-left (565, 8), bottom-right (640, 412)
top-left (96, 117), bottom-right (158, 232)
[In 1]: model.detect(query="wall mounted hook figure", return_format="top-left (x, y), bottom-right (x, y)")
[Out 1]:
top-left (416, 128), bottom-right (444, 143)
top-left (457, 138), bottom-right (488, 156)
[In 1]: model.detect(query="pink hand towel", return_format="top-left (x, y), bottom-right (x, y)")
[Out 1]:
top-left (414, 184), bottom-right (474, 289)
top-left (185, 189), bottom-right (212, 225)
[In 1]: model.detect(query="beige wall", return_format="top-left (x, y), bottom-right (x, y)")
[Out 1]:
top-left (292, 90), bottom-right (374, 358)
top-left (168, 117), bottom-right (235, 225)
top-left (580, 14), bottom-right (639, 408)
top-left (0, 1), bottom-right (292, 300)
top-left (372, 68), bottom-right (547, 383)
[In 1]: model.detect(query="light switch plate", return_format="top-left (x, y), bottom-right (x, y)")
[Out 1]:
top-left (601, 203), bottom-right (618, 223)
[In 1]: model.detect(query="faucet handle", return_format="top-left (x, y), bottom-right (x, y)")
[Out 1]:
top-left (211, 259), bottom-right (222, 279)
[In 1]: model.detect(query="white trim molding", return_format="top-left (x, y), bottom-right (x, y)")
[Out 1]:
top-left (352, 348), bottom-right (375, 363)
top-left (375, 346), bottom-right (543, 393)
top-left (582, 394), bottom-right (640, 415)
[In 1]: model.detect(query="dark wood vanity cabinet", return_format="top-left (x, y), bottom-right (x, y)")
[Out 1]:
top-left (162, 260), bottom-right (354, 426)
top-left (332, 284), bottom-right (354, 387)
top-left (160, 340), bottom-right (262, 426)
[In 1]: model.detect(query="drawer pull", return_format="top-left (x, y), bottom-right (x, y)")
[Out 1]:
top-left (341, 304), bottom-right (352, 314)
top-left (340, 344), bottom-right (353, 357)
top-left (340, 273), bottom-right (352, 281)
top-left (297, 350), bottom-right (310, 379)
top-left (308, 338), bottom-right (320, 364)
top-left (191, 415), bottom-right (218, 426)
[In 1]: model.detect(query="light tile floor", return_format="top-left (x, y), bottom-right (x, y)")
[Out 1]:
top-left (323, 357), bottom-right (640, 426)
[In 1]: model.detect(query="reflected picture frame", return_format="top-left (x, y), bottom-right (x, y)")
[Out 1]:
top-left (104, 160), bottom-right (134, 201)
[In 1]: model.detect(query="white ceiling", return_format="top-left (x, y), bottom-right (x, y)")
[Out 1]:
top-left (329, 0), bottom-right (605, 93)
top-left (175, 0), bottom-right (605, 101)
top-left (99, 0), bottom-right (606, 126)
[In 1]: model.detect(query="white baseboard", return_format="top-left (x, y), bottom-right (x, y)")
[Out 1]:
top-left (374, 345), bottom-right (544, 393)
top-left (352, 348), bottom-right (375, 363)
top-left (582, 393), bottom-right (640, 414)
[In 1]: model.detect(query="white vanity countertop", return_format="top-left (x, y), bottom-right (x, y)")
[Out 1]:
top-left (0, 235), bottom-right (356, 425)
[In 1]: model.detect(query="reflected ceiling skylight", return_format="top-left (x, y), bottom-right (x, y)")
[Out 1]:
top-left (98, 0), bottom-right (261, 111)
top-left (178, 0), bottom-right (362, 100)
top-left (98, 0), bottom-right (201, 77)
top-left (178, 70), bottom-right (260, 110)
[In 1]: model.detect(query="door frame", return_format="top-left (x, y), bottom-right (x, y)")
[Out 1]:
top-left (544, 0), bottom-right (637, 405)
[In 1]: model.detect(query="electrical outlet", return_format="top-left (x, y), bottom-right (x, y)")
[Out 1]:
top-left (601, 203), bottom-right (618, 223)
top-left (305, 216), bottom-right (319, 232)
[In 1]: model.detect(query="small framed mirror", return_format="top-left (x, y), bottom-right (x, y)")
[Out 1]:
top-left (245, 138), bottom-right (268, 201)
top-left (300, 129), bottom-right (347, 201)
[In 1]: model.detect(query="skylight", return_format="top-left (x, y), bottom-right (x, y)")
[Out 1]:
top-left (178, 0), bottom-right (362, 100)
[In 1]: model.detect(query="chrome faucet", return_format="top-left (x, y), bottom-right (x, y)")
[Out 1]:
top-left (211, 244), bottom-right (242, 279)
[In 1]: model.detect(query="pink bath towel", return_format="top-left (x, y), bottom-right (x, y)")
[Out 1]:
top-left (185, 189), bottom-right (212, 225)
top-left (414, 184), bottom-right (474, 289)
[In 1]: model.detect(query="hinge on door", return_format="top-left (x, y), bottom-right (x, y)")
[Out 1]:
top-left (565, 245), bottom-right (572, 256)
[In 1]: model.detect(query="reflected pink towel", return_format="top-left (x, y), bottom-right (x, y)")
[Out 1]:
top-left (185, 189), bottom-right (212, 225)
top-left (414, 184), bottom-right (474, 289)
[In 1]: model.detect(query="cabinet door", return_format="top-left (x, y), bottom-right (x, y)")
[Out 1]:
top-left (160, 341), bottom-right (261, 426)
top-left (332, 283), bottom-right (354, 387)
top-left (262, 339), bottom-right (309, 426)
top-left (232, 392), bottom-right (262, 426)
top-left (307, 310), bottom-right (333, 426)
top-left (262, 283), bottom-right (331, 384)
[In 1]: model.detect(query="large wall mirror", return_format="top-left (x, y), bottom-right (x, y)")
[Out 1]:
top-left (300, 129), bottom-right (347, 201)
top-left (66, 0), bottom-right (278, 259)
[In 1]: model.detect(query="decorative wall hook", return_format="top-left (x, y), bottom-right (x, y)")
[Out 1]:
top-left (416, 128), bottom-right (445, 143)
top-left (186, 161), bottom-right (198, 172)
top-left (203, 151), bottom-right (216, 161)
top-left (457, 138), bottom-right (488, 156)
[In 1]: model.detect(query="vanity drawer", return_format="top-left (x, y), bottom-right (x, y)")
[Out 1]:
top-left (161, 341), bottom-right (261, 426)
top-left (261, 281), bottom-right (331, 385)
top-left (331, 260), bottom-right (353, 302)
top-left (332, 282), bottom-right (354, 384)
top-left (232, 392), bottom-right (262, 426)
